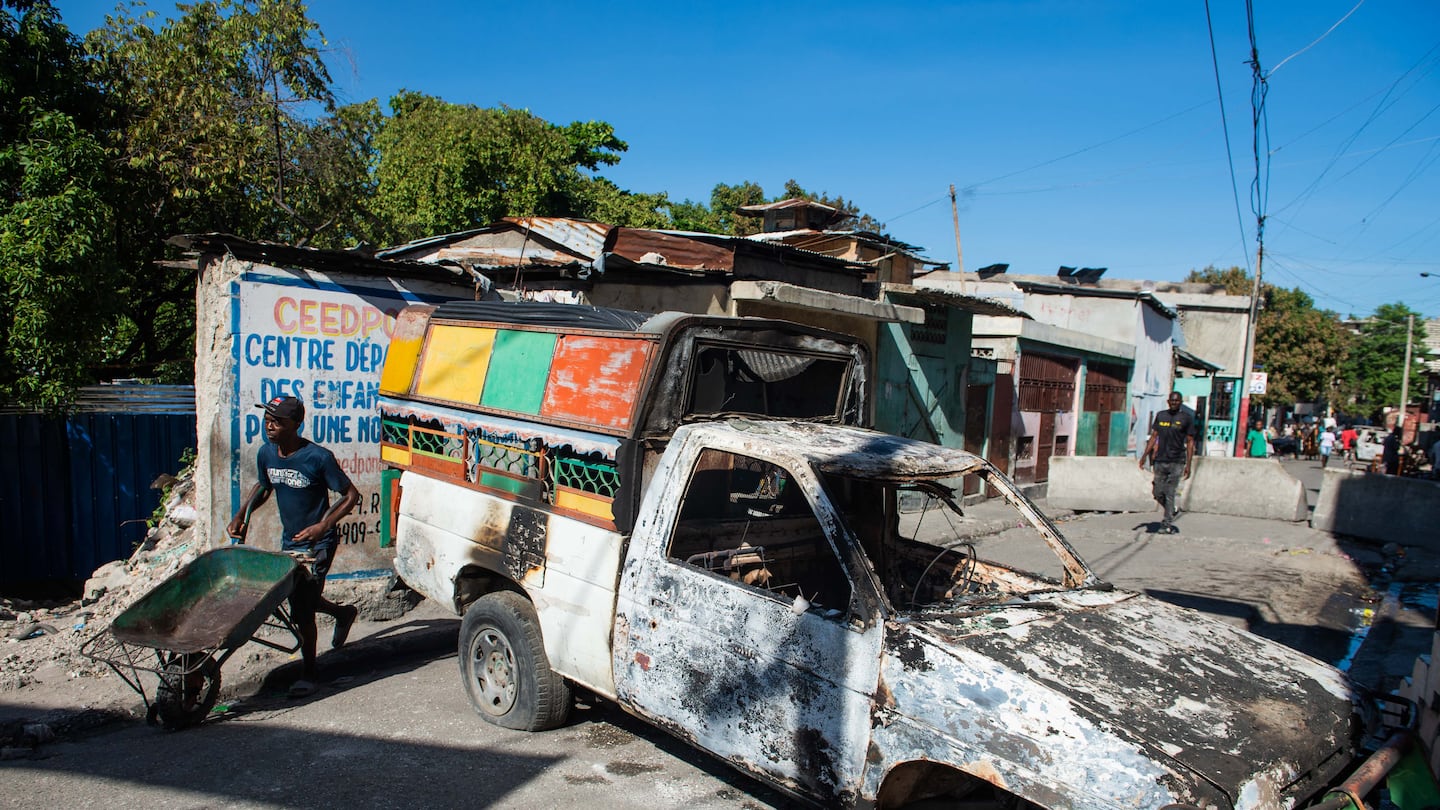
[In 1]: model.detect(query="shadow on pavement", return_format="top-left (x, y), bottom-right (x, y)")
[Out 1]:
top-left (0, 704), bottom-right (565, 808)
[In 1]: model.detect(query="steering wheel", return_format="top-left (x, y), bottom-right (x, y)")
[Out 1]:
top-left (910, 543), bottom-right (978, 609)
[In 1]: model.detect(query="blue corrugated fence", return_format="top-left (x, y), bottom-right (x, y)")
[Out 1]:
top-left (0, 385), bottom-right (196, 586)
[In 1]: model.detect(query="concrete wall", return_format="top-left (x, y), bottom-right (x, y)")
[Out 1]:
top-left (1180, 457), bottom-right (1308, 521)
top-left (1047, 456), bottom-right (1156, 512)
top-left (194, 255), bottom-right (470, 577)
top-left (1312, 469), bottom-right (1440, 547)
top-left (1047, 456), bottom-right (1307, 521)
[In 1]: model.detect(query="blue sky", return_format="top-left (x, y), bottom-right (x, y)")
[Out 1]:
top-left (58, 1), bottom-right (1440, 319)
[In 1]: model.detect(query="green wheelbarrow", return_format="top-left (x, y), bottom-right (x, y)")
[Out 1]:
top-left (82, 545), bottom-right (306, 729)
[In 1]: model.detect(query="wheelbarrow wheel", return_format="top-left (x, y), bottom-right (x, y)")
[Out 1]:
top-left (151, 654), bottom-right (221, 730)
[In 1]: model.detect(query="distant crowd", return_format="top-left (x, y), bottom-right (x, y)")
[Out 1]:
top-left (1244, 415), bottom-right (1438, 478)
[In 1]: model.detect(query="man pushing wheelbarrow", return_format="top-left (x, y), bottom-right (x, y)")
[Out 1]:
top-left (227, 395), bottom-right (361, 698)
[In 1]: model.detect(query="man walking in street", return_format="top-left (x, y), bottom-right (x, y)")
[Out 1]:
top-left (226, 395), bottom-right (361, 697)
top-left (1139, 391), bottom-right (1197, 535)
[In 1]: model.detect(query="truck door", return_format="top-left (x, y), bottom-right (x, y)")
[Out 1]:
top-left (614, 447), bottom-right (883, 804)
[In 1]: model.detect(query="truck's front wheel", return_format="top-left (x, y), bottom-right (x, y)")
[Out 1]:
top-left (458, 591), bottom-right (571, 731)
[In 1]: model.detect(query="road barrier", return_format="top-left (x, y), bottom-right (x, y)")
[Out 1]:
top-left (1047, 456), bottom-right (1308, 522)
top-left (1311, 468), bottom-right (1440, 547)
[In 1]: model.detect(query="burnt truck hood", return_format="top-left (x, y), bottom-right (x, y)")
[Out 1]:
top-left (894, 589), bottom-right (1358, 805)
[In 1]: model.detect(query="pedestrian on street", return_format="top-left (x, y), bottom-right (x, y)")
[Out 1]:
top-left (1319, 425), bottom-right (1336, 468)
top-left (226, 395), bottom-right (362, 697)
top-left (1139, 391), bottom-right (1197, 534)
top-left (1245, 420), bottom-right (1268, 458)
top-left (1382, 426), bottom-right (1403, 476)
top-left (1340, 425), bottom-right (1358, 466)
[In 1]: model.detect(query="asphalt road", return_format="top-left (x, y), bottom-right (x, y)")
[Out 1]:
top-left (2, 456), bottom-right (1433, 809)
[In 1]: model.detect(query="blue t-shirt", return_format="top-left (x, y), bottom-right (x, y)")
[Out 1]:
top-left (257, 441), bottom-right (353, 547)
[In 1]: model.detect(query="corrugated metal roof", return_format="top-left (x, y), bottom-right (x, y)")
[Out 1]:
top-left (880, 283), bottom-right (1029, 318)
top-left (507, 217), bottom-right (610, 260)
top-left (737, 198), bottom-right (839, 214)
top-left (170, 233), bottom-right (478, 284)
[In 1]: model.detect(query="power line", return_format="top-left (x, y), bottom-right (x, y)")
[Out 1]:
top-left (1267, 0), bottom-right (1367, 76)
top-left (1205, 0), bottom-right (1253, 275)
top-left (964, 100), bottom-right (1212, 192)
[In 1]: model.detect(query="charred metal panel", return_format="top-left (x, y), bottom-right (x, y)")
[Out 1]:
top-left (503, 504), bottom-right (547, 584)
top-left (868, 622), bottom-right (1200, 809)
top-left (614, 429), bottom-right (884, 804)
top-left (949, 592), bottom-right (1355, 807)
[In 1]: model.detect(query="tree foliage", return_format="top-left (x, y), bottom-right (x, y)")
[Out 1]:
top-left (1252, 286), bottom-right (1350, 406)
top-left (1339, 302), bottom-right (1426, 418)
top-left (1184, 265), bottom-right (1252, 296)
top-left (371, 92), bottom-right (644, 243)
top-left (670, 179), bottom-right (882, 237)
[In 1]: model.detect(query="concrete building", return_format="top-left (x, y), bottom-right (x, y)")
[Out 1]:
top-left (917, 269), bottom-right (1181, 483)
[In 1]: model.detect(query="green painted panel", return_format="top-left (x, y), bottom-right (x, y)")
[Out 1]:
top-left (480, 471), bottom-right (526, 495)
top-left (1108, 411), bottom-right (1130, 456)
top-left (1076, 412), bottom-right (1099, 456)
top-left (480, 330), bottom-right (557, 414)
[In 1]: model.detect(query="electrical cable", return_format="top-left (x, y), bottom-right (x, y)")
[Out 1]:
top-left (1205, 0), bottom-right (1254, 275)
top-left (1267, 0), bottom-right (1367, 76)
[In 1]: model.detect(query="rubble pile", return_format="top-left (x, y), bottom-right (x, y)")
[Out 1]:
top-left (0, 469), bottom-right (203, 692)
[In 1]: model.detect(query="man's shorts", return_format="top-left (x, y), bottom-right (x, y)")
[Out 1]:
top-left (281, 536), bottom-right (339, 586)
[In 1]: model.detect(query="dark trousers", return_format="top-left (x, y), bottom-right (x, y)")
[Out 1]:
top-left (1151, 461), bottom-right (1185, 526)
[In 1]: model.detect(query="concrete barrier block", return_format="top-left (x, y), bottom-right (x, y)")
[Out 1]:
top-left (1179, 457), bottom-right (1309, 522)
top-left (1312, 469), bottom-right (1440, 549)
top-left (1046, 457), bottom-right (1156, 513)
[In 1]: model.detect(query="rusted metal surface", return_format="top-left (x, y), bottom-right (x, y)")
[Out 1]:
top-left (608, 228), bottom-right (736, 271)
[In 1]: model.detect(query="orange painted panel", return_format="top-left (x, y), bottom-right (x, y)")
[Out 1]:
top-left (541, 336), bottom-right (653, 430)
top-left (415, 325), bottom-right (495, 404)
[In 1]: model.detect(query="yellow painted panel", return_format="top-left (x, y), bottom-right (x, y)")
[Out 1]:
top-left (554, 489), bottom-right (614, 521)
top-left (379, 334), bottom-right (425, 394)
top-left (415, 325), bottom-right (495, 404)
top-left (381, 445), bottom-right (412, 466)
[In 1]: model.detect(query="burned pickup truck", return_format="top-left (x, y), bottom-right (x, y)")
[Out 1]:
top-left (375, 302), bottom-right (1372, 809)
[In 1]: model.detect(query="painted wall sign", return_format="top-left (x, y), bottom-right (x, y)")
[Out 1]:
top-left (232, 275), bottom-right (460, 577)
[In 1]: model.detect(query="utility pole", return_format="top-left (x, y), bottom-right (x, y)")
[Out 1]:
top-left (1234, 242), bottom-right (1265, 456)
top-left (1399, 313), bottom-right (1414, 429)
top-left (949, 184), bottom-right (965, 293)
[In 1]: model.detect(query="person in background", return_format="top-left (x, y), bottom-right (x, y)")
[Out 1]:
top-left (1245, 420), bottom-right (1268, 458)
top-left (226, 395), bottom-right (361, 697)
top-left (1318, 424), bottom-right (1336, 468)
top-left (1382, 426), bottom-right (1403, 476)
top-left (1340, 424), bottom-right (1358, 466)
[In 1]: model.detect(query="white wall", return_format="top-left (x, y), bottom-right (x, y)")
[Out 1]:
top-left (195, 255), bottom-right (470, 578)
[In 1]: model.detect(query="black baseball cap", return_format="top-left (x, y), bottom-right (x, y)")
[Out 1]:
top-left (258, 395), bottom-right (304, 422)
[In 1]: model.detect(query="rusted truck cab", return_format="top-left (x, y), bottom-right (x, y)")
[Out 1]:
top-left (379, 303), bottom-right (1367, 809)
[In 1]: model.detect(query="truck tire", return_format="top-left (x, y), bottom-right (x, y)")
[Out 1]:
top-left (458, 591), bottom-right (571, 731)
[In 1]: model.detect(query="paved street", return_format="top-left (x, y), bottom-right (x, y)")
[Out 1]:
top-left (2, 456), bottom-right (1434, 809)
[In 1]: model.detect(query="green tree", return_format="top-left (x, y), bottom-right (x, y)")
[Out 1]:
top-left (371, 91), bottom-right (635, 243)
top-left (1252, 286), bottom-right (1350, 406)
top-left (1184, 265), bottom-right (1252, 296)
top-left (0, 107), bottom-right (116, 408)
top-left (1339, 302), bottom-right (1426, 419)
top-left (671, 180), bottom-right (881, 236)
top-left (0, 1), bottom-right (116, 408)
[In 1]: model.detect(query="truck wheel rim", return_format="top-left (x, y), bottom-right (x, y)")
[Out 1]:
top-left (473, 626), bottom-right (517, 715)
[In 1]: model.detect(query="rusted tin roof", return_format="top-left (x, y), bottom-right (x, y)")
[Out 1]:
top-left (168, 233), bottom-right (477, 284)
top-left (736, 198), bottom-right (839, 214)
